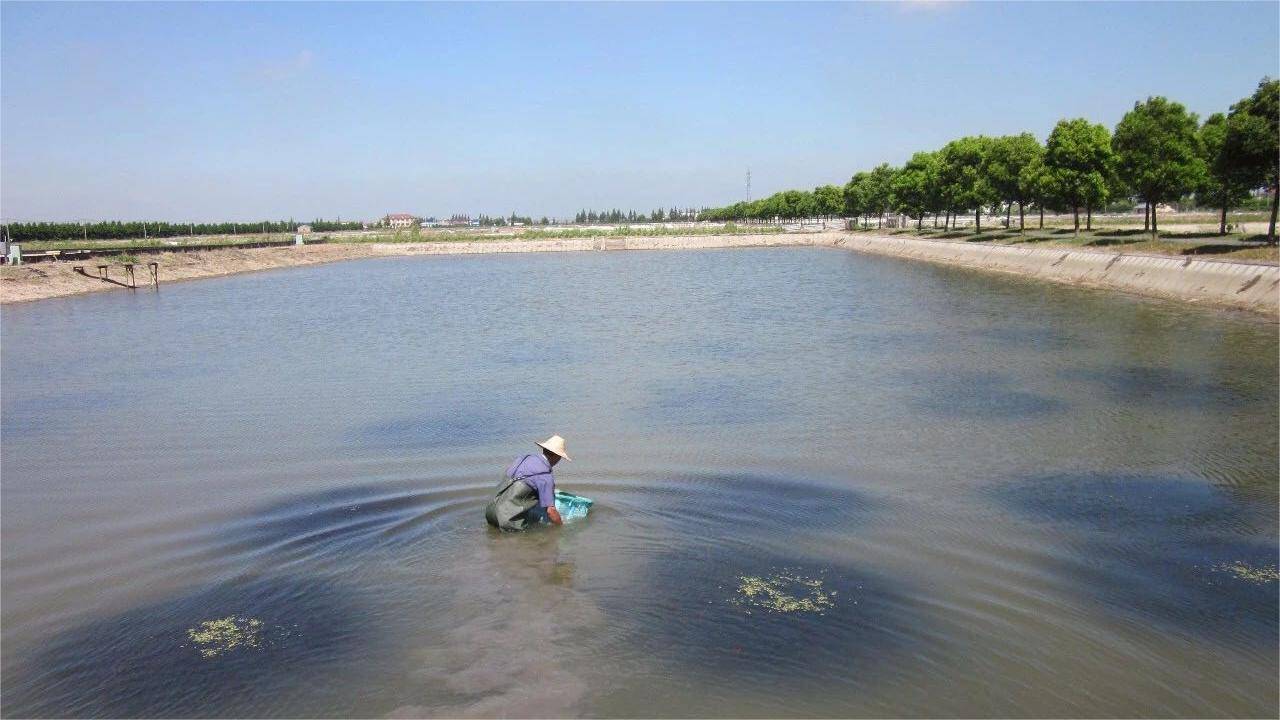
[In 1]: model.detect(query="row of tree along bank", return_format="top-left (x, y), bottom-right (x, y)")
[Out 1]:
top-left (2, 219), bottom-right (363, 243)
top-left (700, 79), bottom-right (1279, 243)
top-left (573, 208), bottom-right (703, 224)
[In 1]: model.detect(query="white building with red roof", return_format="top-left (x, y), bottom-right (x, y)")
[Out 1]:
top-left (385, 213), bottom-right (416, 229)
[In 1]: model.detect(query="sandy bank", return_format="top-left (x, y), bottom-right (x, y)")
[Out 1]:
top-left (0, 234), bottom-right (823, 305)
top-left (834, 234), bottom-right (1279, 316)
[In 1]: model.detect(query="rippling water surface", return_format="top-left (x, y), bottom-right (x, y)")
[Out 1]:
top-left (2, 248), bottom-right (1277, 717)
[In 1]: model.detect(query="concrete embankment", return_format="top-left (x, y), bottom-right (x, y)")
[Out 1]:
top-left (832, 234), bottom-right (1279, 315)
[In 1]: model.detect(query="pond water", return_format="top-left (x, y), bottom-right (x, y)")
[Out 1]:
top-left (2, 247), bottom-right (1276, 718)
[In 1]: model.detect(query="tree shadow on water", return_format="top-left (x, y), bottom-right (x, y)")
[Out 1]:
top-left (898, 369), bottom-right (1067, 419)
top-left (575, 473), bottom-right (934, 714)
top-left (1059, 365), bottom-right (1251, 409)
top-left (969, 325), bottom-right (1078, 352)
top-left (3, 477), bottom-right (501, 718)
top-left (991, 472), bottom-right (1278, 644)
top-left (348, 403), bottom-right (526, 451)
top-left (600, 543), bottom-right (926, 713)
top-left (637, 376), bottom-right (794, 428)
top-left (2, 574), bottom-right (396, 718)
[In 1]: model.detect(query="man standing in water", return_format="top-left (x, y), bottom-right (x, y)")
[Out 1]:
top-left (485, 435), bottom-right (571, 531)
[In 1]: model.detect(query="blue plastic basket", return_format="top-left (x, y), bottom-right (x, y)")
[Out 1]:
top-left (554, 490), bottom-right (594, 521)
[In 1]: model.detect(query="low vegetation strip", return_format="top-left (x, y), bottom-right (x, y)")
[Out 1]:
top-left (4, 220), bottom-right (360, 243)
top-left (16, 237), bottom-right (318, 260)
top-left (339, 223), bottom-right (783, 244)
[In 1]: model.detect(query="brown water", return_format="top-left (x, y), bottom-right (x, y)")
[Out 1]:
top-left (2, 248), bottom-right (1277, 717)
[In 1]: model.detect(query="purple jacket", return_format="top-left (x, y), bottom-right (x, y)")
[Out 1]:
top-left (506, 454), bottom-right (555, 508)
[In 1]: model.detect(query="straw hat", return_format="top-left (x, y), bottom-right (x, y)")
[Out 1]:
top-left (536, 434), bottom-right (571, 461)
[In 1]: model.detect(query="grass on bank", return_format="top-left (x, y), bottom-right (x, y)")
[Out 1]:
top-left (856, 225), bottom-right (1279, 263)
top-left (1080, 208), bottom-right (1269, 225)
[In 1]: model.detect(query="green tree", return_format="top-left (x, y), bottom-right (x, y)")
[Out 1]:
top-left (938, 136), bottom-right (996, 232)
top-left (1198, 112), bottom-right (1260, 234)
top-left (789, 190), bottom-right (817, 220)
top-left (1112, 97), bottom-right (1205, 238)
top-left (983, 133), bottom-right (1043, 232)
top-left (862, 164), bottom-right (898, 228)
top-left (844, 172), bottom-right (869, 226)
top-left (1228, 78), bottom-right (1279, 243)
top-left (1045, 118), bottom-right (1114, 236)
top-left (891, 151), bottom-right (941, 230)
top-left (762, 190), bottom-right (815, 221)
top-left (813, 184), bottom-right (844, 220)
top-left (1017, 155), bottom-right (1057, 229)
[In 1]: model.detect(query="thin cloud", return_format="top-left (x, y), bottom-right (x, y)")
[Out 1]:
top-left (258, 50), bottom-right (314, 83)
top-left (897, 0), bottom-right (963, 13)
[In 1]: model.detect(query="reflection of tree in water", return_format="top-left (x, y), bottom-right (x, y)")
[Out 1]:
top-left (390, 530), bottom-right (604, 718)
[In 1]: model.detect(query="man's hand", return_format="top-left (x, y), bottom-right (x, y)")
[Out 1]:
top-left (546, 505), bottom-right (563, 526)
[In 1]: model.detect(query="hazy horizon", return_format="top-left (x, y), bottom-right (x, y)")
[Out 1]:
top-left (2, 1), bottom-right (1277, 223)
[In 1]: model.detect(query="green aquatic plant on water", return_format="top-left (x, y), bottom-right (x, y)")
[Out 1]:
top-left (1214, 562), bottom-right (1280, 584)
top-left (186, 616), bottom-right (264, 658)
top-left (733, 571), bottom-right (836, 614)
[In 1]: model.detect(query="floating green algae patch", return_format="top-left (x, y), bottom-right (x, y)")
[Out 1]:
top-left (1214, 562), bottom-right (1280, 584)
top-left (732, 571), bottom-right (835, 614)
top-left (186, 616), bottom-right (264, 658)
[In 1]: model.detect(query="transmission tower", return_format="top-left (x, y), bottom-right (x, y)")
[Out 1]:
top-left (745, 168), bottom-right (752, 202)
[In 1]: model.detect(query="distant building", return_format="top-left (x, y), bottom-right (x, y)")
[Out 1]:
top-left (385, 213), bottom-right (416, 229)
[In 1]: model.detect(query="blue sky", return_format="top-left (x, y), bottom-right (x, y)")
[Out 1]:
top-left (2, 1), bottom-right (1277, 222)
